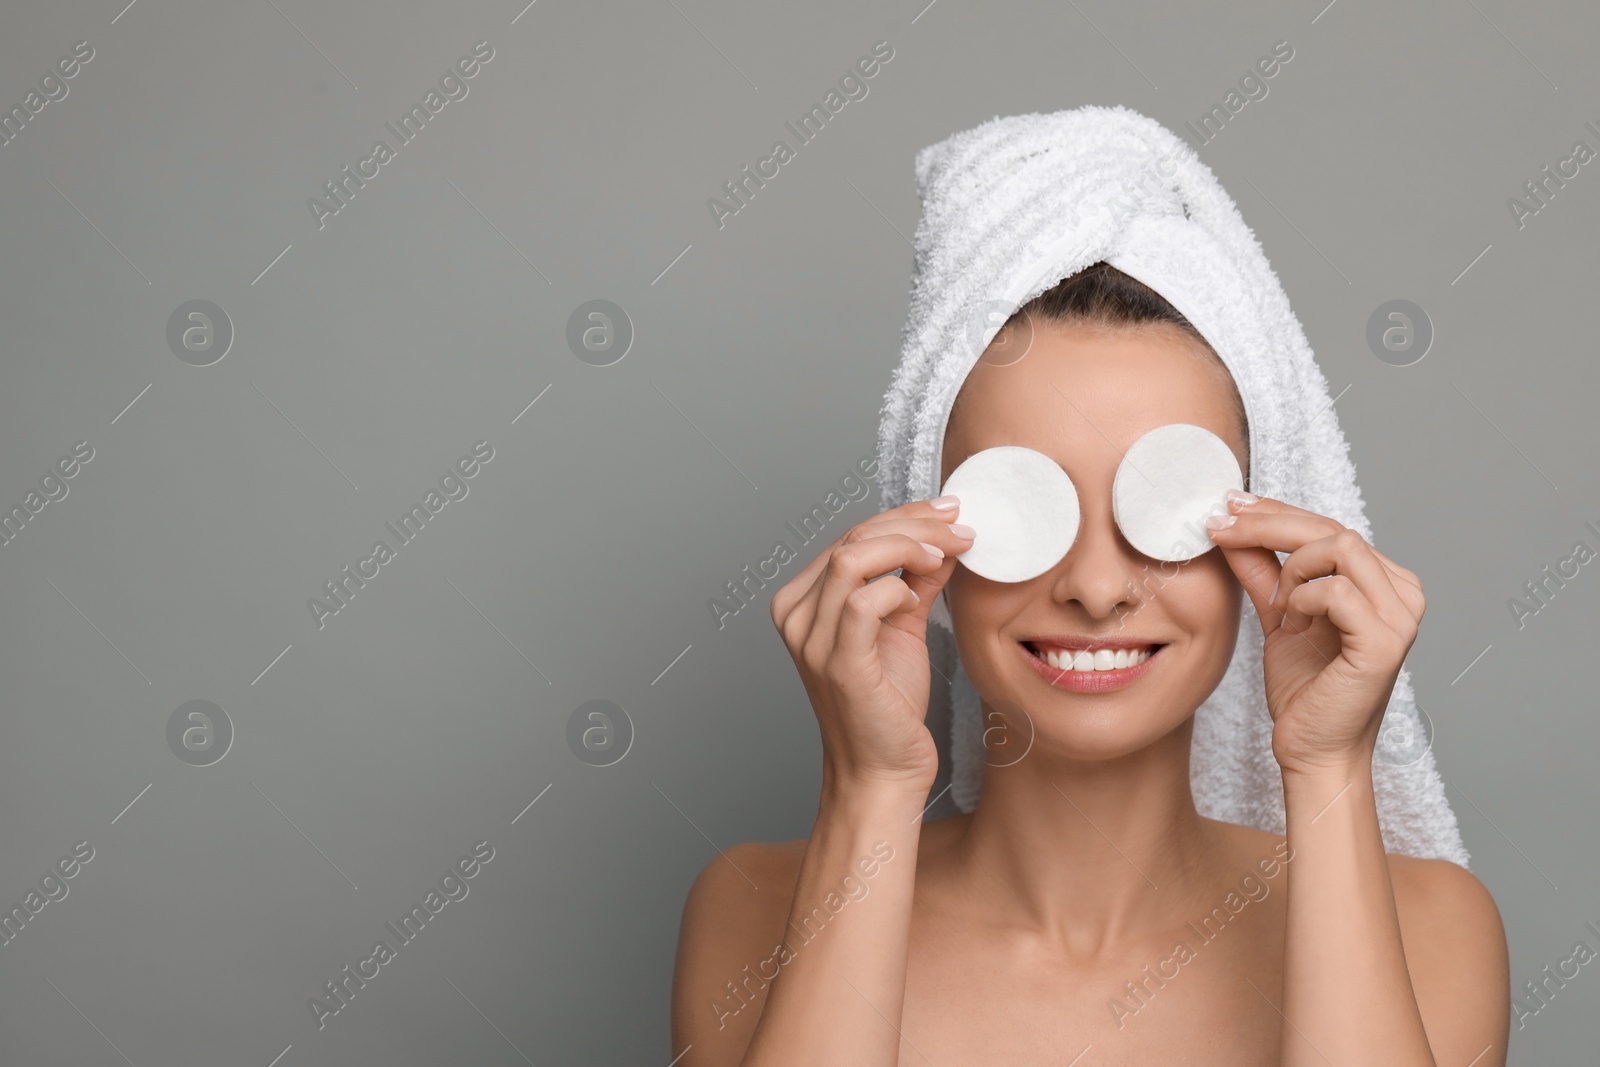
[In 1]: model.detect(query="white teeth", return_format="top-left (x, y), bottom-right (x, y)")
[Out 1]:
top-left (1038, 645), bottom-right (1155, 671)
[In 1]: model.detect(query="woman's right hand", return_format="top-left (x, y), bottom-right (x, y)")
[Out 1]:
top-left (768, 496), bottom-right (974, 795)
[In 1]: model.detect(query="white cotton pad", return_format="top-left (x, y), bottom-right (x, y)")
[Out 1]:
top-left (1112, 423), bottom-right (1244, 562)
top-left (938, 446), bottom-right (1080, 583)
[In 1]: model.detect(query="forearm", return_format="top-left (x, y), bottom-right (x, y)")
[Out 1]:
top-left (1279, 761), bottom-right (1435, 1066)
top-left (739, 776), bottom-right (927, 1067)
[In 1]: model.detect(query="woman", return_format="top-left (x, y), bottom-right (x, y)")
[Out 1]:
top-left (671, 107), bottom-right (1510, 1066)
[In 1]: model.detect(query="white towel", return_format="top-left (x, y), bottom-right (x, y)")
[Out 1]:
top-left (874, 105), bottom-right (1469, 866)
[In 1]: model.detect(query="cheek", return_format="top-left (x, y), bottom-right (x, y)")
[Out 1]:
top-left (943, 564), bottom-right (990, 617)
top-left (947, 568), bottom-right (1034, 673)
top-left (1163, 555), bottom-right (1240, 623)
top-left (946, 566), bottom-right (1036, 627)
top-left (1162, 560), bottom-right (1244, 667)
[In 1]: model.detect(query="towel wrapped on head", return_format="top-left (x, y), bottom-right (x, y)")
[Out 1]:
top-left (873, 104), bottom-right (1468, 865)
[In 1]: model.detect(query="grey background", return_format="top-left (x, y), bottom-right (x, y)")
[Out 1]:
top-left (0, 0), bottom-right (1593, 1063)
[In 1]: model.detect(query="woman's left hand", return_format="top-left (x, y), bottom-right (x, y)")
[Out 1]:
top-left (1204, 492), bottom-right (1427, 777)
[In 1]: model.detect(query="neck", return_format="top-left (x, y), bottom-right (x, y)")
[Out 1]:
top-left (947, 711), bottom-right (1225, 957)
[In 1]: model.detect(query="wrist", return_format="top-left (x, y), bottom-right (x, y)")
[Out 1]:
top-left (822, 758), bottom-right (935, 804)
top-left (1275, 742), bottom-right (1375, 785)
top-left (1280, 760), bottom-right (1374, 789)
top-left (1280, 760), bottom-right (1375, 825)
top-left (819, 767), bottom-right (934, 819)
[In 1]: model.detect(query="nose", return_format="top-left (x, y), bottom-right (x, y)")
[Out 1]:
top-left (1044, 499), bottom-right (1153, 622)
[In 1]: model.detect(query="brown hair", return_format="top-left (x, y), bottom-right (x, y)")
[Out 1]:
top-left (988, 261), bottom-right (1249, 467)
top-left (1018, 261), bottom-right (1207, 339)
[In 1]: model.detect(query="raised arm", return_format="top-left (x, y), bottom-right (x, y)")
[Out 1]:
top-left (671, 495), bottom-right (974, 1066)
top-left (1280, 761), bottom-right (1508, 1066)
top-left (1206, 490), bottom-right (1510, 1065)
top-left (738, 777), bottom-right (929, 1066)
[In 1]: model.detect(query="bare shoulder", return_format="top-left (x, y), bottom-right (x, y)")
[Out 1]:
top-left (1387, 854), bottom-right (1511, 1063)
top-left (670, 839), bottom-right (807, 1067)
top-left (1386, 853), bottom-right (1507, 963)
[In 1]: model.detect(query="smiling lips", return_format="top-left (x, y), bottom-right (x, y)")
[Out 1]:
top-left (1019, 638), bottom-right (1166, 692)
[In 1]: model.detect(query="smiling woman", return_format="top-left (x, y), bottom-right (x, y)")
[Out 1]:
top-left (671, 105), bottom-right (1509, 1067)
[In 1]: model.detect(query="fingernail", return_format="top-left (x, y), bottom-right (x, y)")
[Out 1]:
top-left (930, 495), bottom-right (960, 511)
top-left (1204, 512), bottom-right (1236, 530)
top-left (1226, 488), bottom-right (1260, 510)
top-left (1269, 578), bottom-right (1280, 605)
top-left (951, 523), bottom-right (976, 539)
top-left (918, 541), bottom-right (945, 559)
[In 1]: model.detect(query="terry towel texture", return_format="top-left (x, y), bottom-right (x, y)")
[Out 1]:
top-left (873, 105), bottom-right (1469, 866)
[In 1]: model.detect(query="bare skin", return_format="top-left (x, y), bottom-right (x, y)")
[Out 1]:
top-left (671, 318), bottom-right (1510, 1066)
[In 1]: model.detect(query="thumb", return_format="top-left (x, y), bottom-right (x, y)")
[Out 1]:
top-left (897, 555), bottom-right (958, 628)
top-left (1216, 543), bottom-right (1284, 639)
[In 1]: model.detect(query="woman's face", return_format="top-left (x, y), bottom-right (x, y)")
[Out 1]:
top-left (940, 316), bottom-right (1249, 761)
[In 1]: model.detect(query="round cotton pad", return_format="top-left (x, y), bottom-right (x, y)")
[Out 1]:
top-left (938, 446), bottom-right (1080, 583)
top-left (1112, 423), bottom-right (1244, 562)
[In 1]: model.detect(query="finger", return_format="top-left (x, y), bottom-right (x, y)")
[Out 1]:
top-left (1207, 507), bottom-right (1344, 556)
top-left (788, 539), bottom-right (938, 661)
top-left (1207, 496), bottom-right (1330, 637)
top-left (1209, 536), bottom-right (1283, 640)
top-left (784, 521), bottom-right (965, 647)
top-left (809, 533), bottom-right (955, 646)
top-left (1220, 495), bottom-right (1422, 600)
top-left (833, 575), bottom-right (923, 660)
top-left (1363, 544), bottom-right (1426, 620)
top-left (771, 501), bottom-right (968, 628)
top-left (800, 533), bottom-right (952, 662)
top-left (1223, 493), bottom-right (1343, 527)
top-left (1281, 574), bottom-right (1398, 669)
top-left (1216, 495), bottom-right (1424, 622)
top-left (1366, 544), bottom-right (1420, 591)
top-left (1274, 529), bottom-right (1416, 637)
top-left (1209, 508), bottom-right (1355, 636)
top-left (896, 549), bottom-right (959, 624)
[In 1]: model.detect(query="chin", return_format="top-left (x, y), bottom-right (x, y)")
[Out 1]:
top-left (1027, 713), bottom-right (1189, 765)
top-left (961, 651), bottom-right (1201, 764)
